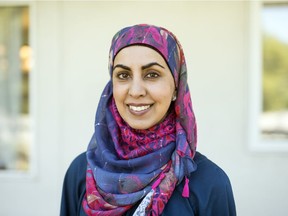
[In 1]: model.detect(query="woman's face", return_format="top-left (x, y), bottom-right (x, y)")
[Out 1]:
top-left (112, 45), bottom-right (176, 130)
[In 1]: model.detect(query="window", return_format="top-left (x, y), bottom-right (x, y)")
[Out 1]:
top-left (249, 1), bottom-right (288, 151)
top-left (261, 3), bottom-right (288, 139)
top-left (0, 6), bottom-right (32, 172)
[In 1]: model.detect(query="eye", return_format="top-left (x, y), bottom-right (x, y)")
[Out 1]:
top-left (145, 72), bottom-right (159, 79)
top-left (116, 72), bottom-right (130, 80)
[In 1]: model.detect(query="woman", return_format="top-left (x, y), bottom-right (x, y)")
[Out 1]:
top-left (60, 24), bottom-right (236, 216)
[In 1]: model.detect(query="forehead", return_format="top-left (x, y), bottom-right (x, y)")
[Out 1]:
top-left (113, 45), bottom-right (167, 65)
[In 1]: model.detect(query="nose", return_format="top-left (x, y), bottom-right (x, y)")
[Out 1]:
top-left (128, 78), bottom-right (146, 98)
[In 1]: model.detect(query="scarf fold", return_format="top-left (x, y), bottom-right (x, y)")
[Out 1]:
top-left (83, 24), bottom-right (197, 216)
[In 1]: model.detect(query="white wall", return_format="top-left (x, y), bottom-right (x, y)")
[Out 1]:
top-left (0, 1), bottom-right (288, 216)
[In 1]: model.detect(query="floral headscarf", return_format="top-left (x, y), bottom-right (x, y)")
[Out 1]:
top-left (83, 24), bottom-right (197, 216)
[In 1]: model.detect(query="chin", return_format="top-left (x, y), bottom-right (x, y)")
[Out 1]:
top-left (130, 124), bottom-right (149, 130)
top-left (127, 121), bottom-right (152, 130)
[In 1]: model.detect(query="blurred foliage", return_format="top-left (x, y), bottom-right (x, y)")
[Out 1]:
top-left (21, 73), bottom-right (29, 114)
top-left (262, 35), bottom-right (288, 112)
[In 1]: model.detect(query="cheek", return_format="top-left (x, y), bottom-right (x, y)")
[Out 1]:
top-left (113, 83), bottom-right (124, 99)
top-left (150, 81), bottom-right (175, 102)
top-left (113, 83), bottom-right (129, 111)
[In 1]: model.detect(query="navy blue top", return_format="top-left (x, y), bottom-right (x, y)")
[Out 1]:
top-left (60, 152), bottom-right (236, 216)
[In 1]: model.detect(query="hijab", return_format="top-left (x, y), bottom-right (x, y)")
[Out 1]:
top-left (83, 24), bottom-right (197, 216)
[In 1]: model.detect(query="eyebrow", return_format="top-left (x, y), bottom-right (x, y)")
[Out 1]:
top-left (113, 62), bottom-right (165, 71)
top-left (113, 64), bottom-right (131, 71)
top-left (142, 62), bottom-right (165, 70)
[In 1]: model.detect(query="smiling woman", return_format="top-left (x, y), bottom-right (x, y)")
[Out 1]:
top-left (60, 24), bottom-right (236, 216)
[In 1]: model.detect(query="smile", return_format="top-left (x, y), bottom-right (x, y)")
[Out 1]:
top-left (129, 105), bottom-right (151, 112)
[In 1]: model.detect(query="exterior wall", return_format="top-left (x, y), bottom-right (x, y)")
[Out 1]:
top-left (0, 1), bottom-right (287, 215)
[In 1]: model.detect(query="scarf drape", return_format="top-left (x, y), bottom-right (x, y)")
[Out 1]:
top-left (83, 24), bottom-right (198, 216)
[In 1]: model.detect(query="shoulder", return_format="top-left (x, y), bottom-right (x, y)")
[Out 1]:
top-left (64, 152), bottom-right (87, 193)
top-left (60, 152), bottom-right (87, 216)
top-left (186, 151), bottom-right (236, 215)
top-left (69, 152), bottom-right (87, 167)
top-left (66, 152), bottom-right (87, 174)
top-left (191, 151), bottom-right (231, 187)
top-left (164, 152), bottom-right (236, 216)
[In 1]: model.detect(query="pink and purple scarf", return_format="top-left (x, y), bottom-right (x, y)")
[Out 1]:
top-left (83, 24), bottom-right (197, 216)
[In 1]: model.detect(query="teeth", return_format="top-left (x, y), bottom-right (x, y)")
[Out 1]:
top-left (129, 105), bottom-right (150, 112)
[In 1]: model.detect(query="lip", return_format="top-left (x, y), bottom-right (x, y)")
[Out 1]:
top-left (127, 103), bottom-right (153, 115)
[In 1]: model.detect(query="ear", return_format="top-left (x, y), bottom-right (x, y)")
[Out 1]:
top-left (172, 91), bottom-right (177, 101)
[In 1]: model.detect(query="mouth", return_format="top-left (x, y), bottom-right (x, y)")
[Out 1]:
top-left (128, 104), bottom-right (151, 112)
